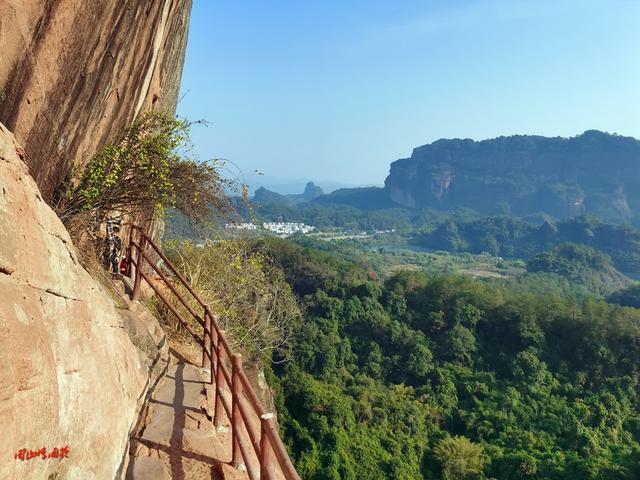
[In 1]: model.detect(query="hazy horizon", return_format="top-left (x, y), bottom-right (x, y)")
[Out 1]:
top-left (178, 0), bottom-right (640, 184)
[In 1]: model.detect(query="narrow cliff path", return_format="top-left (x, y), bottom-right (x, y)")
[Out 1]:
top-left (117, 232), bottom-right (295, 480)
top-left (125, 348), bottom-right (248, 480)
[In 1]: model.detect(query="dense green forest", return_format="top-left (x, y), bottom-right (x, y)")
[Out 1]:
top-left (416, 216), bottom-right (640, 275)
top-left (168, 202), bottom-right (640, 477)
top-left (608, 285), bottom-right (640, 309)
top-left (230, 199), bottom-right (640, 274)
top-left (525, 243), bottom-right (632, 296)
top-left (253, 238), bottom-right (640, 480)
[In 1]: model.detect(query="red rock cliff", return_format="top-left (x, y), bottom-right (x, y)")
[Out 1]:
top-left (0, 0), bottom-right (192, 202)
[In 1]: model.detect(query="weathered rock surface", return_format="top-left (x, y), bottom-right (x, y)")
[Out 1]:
top-left (0, 123), bottom-right (167, 479)
top-left (0, 0), bottom-right (192, 202)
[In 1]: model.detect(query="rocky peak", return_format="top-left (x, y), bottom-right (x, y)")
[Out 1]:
top-left (302, 181), bottom-right (324, 200)
top-left (382, 131), bottom-right (640, 221)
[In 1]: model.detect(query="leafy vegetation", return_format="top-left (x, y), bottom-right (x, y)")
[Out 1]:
top-left (416, 215), bottom-right (640, 275)
top-left (248, 238), bottom-right (640, 479)
top-left (526, 243), bottom-right (631, 296)
top-left (243, 194), bottom-right (640, 278)
top-left (163, 239), bottom-right (300, 362)
top-left (55, 110), bottom-right (240, 274)
top-left (608, 284), bottom-right (640, 309)
top-left (57, 110), bottom-right (234, 228)
top-left (288, 235), bottom-right (629, 299)
top-left (435, 436), bottom-right (486, 480)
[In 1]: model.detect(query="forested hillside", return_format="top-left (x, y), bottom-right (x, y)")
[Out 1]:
top-left (417, 216), bottom-right (640, 275)
top-left (255, 238), bottom-right (640, 480)
top-left (526, 243), bottom-right (632, 296)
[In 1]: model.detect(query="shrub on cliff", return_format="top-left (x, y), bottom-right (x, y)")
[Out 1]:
top-left (56, 110), bottom-right (235, 227)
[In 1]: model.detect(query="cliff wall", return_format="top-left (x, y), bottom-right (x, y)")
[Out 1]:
top-left (0, 124), bottom-right (168, 479)
top-left (0, 0), bottom-right (192, 202)
top-left (382, 131), bottom-right (640, 221)
top-left (0, 1), bottom-right (193, 477)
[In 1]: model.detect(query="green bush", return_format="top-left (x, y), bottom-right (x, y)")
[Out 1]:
top-left (164, 239), bottom-right (301, 362)
top-left (435, 436), bottom-right (486, 480)
top-left (57, 110), bottom-right (234, 227)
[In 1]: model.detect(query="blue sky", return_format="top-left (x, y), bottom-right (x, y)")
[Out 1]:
top-left (177, 0), bottom-right (640, 186)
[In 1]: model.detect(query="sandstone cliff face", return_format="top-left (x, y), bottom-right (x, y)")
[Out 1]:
top-left (383, 131), bottom-right (640, 221)
top-left (0, 0), bottom-right (192, 202)
top-left (0, 123), bottom-right (167, 479)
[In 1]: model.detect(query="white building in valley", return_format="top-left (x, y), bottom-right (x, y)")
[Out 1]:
top-left (225, 222), bottom-right (259, 230)
top-left (225, 221), bottom-right (315, 237)
top-left (262, 222), bottom-right (315, 237)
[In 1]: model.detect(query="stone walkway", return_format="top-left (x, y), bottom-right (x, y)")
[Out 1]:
top-left (125, 351), bottom-right (248, 480)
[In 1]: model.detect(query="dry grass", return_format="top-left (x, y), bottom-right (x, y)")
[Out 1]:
top-left (141, 293), bottom-right (201, 365)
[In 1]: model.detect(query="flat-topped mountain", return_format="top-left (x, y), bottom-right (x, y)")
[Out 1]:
top-left (317, 131), bottom-right (640, 222)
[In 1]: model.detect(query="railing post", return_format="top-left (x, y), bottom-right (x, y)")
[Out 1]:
top-left (132, 227), bottom-right (146, 301)
top-left (260, 413), bottom-right (277, 480)
top-left (214, 332), bottom-right (227, 429)
top-left (202, 307), bottom-right (212, 374)
top-left (231, 353), bottom-right (244, 470)
top-left (126, 226), bottom-right (134, 277)
top-left (210, 315), bottom-right (219, 384)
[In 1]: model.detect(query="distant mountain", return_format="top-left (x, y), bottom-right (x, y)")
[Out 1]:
top-left (254, 187), bottom-right (290, 205)
top-left (313, 131), bottom-right (640, 223)
top-left (243, 174), bottom-right (368, 196)
top-left (313, 186), bottom-right (391, 210)
top-left (300, 181), bottom-right (324, 201)
top-left (254, 181), bottom-right (324, 206)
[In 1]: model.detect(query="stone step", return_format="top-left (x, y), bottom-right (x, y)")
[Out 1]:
top-left (126, 456), bottom-right (167, 480)
top-left (126, 355), bottom-right (249, 480)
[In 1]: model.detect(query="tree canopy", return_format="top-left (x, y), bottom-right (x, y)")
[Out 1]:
top-left (254, 238), bottom-right (640, 479)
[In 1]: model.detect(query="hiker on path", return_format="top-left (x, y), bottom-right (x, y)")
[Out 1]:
top-left (103, 223), bottom-right (122, 274)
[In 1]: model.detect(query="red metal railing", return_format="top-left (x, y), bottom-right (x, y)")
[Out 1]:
top-left (126, 225), bottom-right (301, 480)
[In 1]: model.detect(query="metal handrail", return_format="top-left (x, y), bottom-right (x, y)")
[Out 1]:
top-left (126, 225), bottom-right (301, 480)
